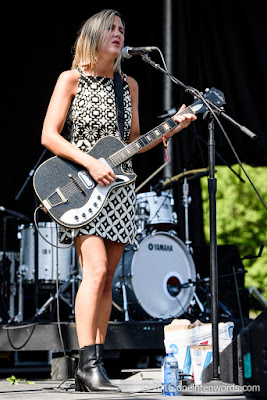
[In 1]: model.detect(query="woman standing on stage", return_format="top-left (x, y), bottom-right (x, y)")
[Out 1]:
top-left (41, 9), bottom-right (196, 392)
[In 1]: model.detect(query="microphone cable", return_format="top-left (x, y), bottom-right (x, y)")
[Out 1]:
top-left (33, 205), bottom-right (76, 390)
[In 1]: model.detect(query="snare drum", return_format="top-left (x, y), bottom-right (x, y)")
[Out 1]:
top-left (112, 231), bottom-right (196, 320)
top-left (136, 191), bottom-right (177, 232)
top-left (18, 222), bottom-right (73, 284)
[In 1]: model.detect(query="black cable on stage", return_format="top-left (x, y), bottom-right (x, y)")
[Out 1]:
top-left (3, 322), bottom-right (38, 350)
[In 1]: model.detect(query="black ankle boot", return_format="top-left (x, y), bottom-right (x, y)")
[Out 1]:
top-left (95, 344), bottom-right (121, 390)
top-left (75, 345), bottom-right (121, 392)
top-left (96, 344), bottom-right (108, 378)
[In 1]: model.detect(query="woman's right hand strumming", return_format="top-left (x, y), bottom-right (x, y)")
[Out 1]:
top-left (86, 156), bottom-right (116, 187)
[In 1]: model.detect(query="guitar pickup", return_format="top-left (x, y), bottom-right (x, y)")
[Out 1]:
top-left (78, 170), bottom-right (95, 189)
top-left (43, 188), bottom-right (68, 210)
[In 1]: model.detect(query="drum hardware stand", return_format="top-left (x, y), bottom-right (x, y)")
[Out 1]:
top-left (197, 283), bottom-right (232, 321)
top-left (8, 256), bottom-right (16, 321)
top-left (135, 200), bottom-right (149, 237)
top-left (121, 284), bottom-right (130, 321)
top-left (34, 270), bottom-right (82, 319)
top-left (114, 281), bottom-right (130, 322)
top-left (169, 277), bottom-right (232, 320)
top-left (0, 212), bottom-right (29, 324)
top-left (0, 215), bottom-right (14, 323)
top-left (116, 249), bottom-right (130, 321)
top-left (113, 280), bottom-right (130, 320)
top-left (168, 279), bottom-right (204, 314)
top-left (10, 264), bottom-right (26, 323)
top-left (182, 172), bottom-right (193, 254)
top-left (192, 291), bottom-right (205, 314)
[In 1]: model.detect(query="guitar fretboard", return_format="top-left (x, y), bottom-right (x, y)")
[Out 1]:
top-left (108, 106), bottom-right (194, 167)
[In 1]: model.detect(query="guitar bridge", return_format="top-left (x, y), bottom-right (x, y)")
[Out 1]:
top-left (43, 188), bottom-right (68, 210)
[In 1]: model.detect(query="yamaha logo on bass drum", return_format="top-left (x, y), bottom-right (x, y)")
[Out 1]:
top-left (148, 243), bottom-right (173, 251)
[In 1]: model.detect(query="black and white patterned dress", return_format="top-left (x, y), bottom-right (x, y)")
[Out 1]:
top-left (59, 68), bottom-right (137, 245)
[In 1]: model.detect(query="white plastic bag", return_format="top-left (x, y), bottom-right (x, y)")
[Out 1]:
top-left (164, 319), bottom-right (234, 376)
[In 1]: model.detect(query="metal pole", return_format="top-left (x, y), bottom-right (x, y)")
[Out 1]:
top-left (208, 116), bottom-right (220, 379)
top-left (163, 0), bottom-right (173, 179)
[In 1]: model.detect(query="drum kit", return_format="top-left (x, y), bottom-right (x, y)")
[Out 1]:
top-left (0, 221), bottom-right (78, 324)
top-left (111, 170), bottom-right (204, 322)
top-left (0, 169), bottom-right (209, 325)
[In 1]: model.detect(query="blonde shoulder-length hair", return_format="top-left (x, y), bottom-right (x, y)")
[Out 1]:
top-left (72, 9), bottom-right (124, 73)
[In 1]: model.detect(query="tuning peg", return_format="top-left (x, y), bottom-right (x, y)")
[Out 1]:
top-left (205, 88), bottom-right (210, 92)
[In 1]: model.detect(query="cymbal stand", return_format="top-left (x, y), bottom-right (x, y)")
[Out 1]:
top-left (182, 172), bottom-right (193, 254)
top-left (120, 248), bottom-right (130, 321)
top-left (135, 199), bottom-right (149, 238)
top-left (9, 245), bottom-right (26, 324)
top-left (10, 265), bottom-right (24, 323)
top-left (34, 271), bottom-right (82, 318)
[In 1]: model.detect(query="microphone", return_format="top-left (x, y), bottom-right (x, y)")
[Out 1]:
top-left (122, 46), bottom-right (157, 59)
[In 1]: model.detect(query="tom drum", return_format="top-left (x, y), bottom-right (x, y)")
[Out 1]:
top-left (18, 222), bottom-right (73, 284)
top-left (135, 191), bottom-right (177, 232)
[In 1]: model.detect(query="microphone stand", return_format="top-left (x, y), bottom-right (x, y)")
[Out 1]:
top-left (140, 53), bottom-right (258, 395)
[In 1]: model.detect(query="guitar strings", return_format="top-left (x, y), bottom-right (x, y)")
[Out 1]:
top-left (60, 181), bottom-right (81, 198)
top-left (109, 104), bottom-right (195, 167)
top-left (52, 103), bottom-right (201, 199)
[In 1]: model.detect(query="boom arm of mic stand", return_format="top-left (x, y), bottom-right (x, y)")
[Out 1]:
top-left (141, 54), bottom-right (257, 140)
top-left (205, 100), bottom-right (257, 140)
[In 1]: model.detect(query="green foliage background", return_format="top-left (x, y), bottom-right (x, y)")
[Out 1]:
top-left (201, 164), bottom-right (267, 300)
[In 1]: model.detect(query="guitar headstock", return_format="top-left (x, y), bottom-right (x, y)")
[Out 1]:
top-left (190, 87), bottom-right (226, 115)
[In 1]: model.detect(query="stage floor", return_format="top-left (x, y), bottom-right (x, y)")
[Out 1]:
top-left (0, 377), bottom-right (247, 400)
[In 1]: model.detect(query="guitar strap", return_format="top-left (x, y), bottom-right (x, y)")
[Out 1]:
top-left (114, 72), bottom-right (125, 142)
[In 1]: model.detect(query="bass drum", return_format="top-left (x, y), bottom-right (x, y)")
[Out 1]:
top-left (112, 231), bottom-right (196, 320)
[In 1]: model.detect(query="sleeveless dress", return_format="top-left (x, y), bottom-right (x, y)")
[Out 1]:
top-left (59, 69), bottom-right (137, 245)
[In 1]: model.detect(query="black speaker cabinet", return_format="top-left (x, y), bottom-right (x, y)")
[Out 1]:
top-left (202, 309), bottom-right (267, 398)
top-left (241, 308), bottom-right (267, 398)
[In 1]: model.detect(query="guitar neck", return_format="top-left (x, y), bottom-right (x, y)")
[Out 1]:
top-left (108, 105), bottom-right (194, 167)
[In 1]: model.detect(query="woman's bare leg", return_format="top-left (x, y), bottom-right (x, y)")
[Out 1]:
top-left (74, 235), bottom-right (124, 392)
top-left (95, 239), bottom-right (125, 344)
top-left (74, 235), bottom-right (109, 348)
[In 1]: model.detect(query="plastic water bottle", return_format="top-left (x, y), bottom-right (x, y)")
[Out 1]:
top-left (161, 348), bottom-right (179, 396)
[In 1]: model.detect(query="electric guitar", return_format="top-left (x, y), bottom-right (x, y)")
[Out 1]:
top-left (33, 88), bottom-right (225, 228)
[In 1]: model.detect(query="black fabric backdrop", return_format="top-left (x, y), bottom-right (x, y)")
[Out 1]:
top-left (1, 1), bottom-right (266, 252)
